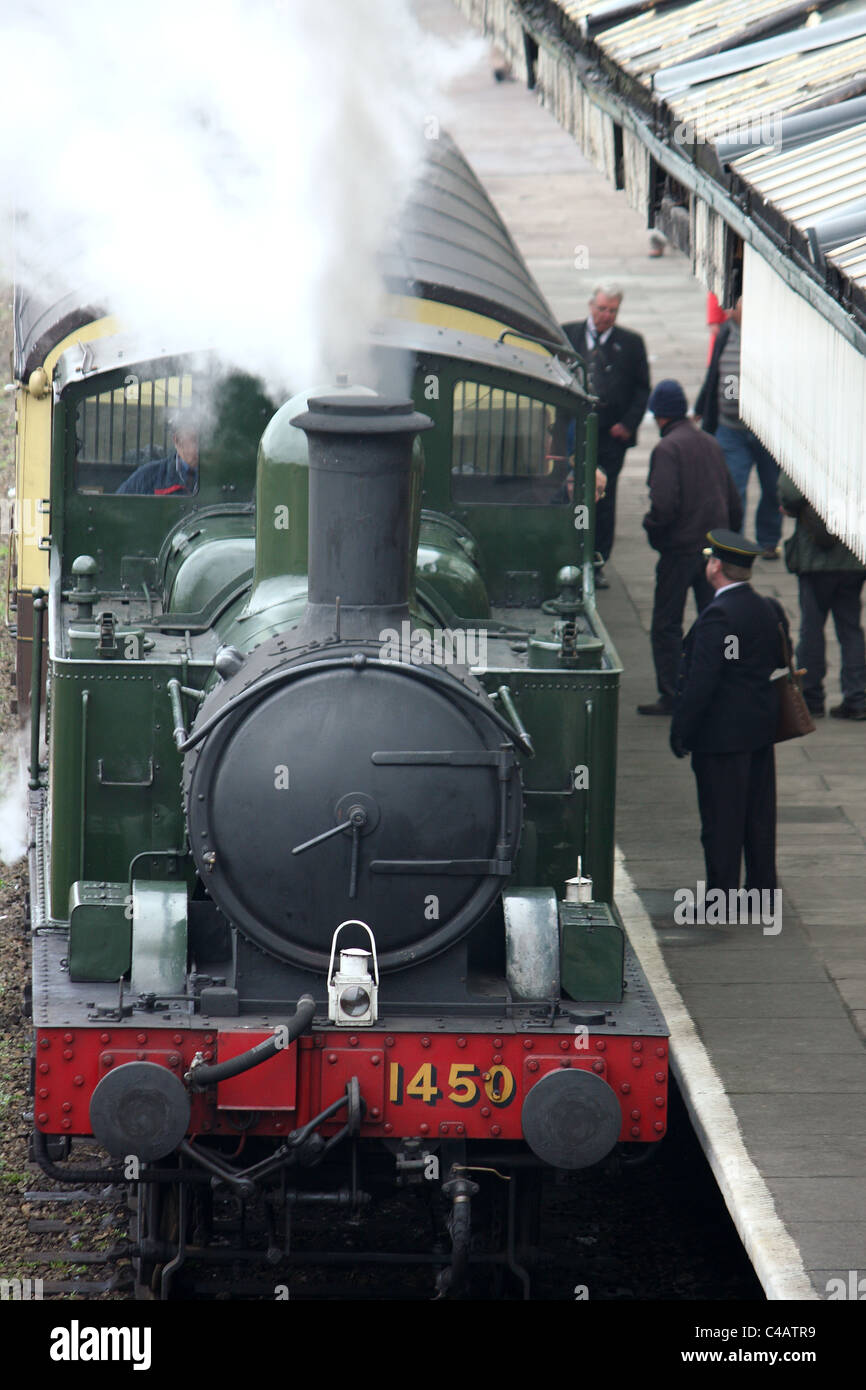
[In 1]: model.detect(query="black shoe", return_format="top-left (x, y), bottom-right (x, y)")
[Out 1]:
top-left (637, 698), bottom-right (674, 716)
top-left (830, 702), bottom-right (866, 721)
top-left (805, 703), bottom-right (825, 718)
top-left (760, 546), bottom-right (780, 560)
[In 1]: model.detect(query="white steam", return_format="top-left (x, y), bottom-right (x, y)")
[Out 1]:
top-left (0, 728), bottom-right (27, 867)
top-left (0, 0), bottom-right (478, 388)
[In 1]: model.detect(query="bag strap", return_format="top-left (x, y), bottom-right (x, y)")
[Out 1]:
top-left (765, 597), bottom-right (794, 674)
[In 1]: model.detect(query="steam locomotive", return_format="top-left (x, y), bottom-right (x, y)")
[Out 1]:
top-left (16, 136), bottom-right (667, 1298)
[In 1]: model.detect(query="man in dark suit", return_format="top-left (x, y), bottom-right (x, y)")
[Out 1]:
top-left (563, 287), bottom-right (650, 585)
top-left (670, 530), bottom-right (788, 892)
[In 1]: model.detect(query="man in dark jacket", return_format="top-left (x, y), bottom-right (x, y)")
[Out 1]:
top-left (563, 286), bottom-right (650, 582)
top-left (779, 474), bottom-right (866, 720)
top-left (670, 530), bottom-right (787, 892)
top-left (637, 380), bottom-right (743, 716)
top-left (116, 413), bottom-right (200, 495)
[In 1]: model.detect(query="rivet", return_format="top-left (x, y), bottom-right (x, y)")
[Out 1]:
top-left (39, 1037), bottom-right (50, 1049)
top-left (593, 1060), bottom-right (604, 1073)
top-left (523, 1038), bottom-right (533, 1050)
top-left (457, 1037), bottom-right (467, 1049)
top-left (595, 1039), bottom-right (606, 1051)
top-left (39, 1062), bottom-right (49, 1075)
top-left (73, 1075), bottom-right (84, 1087)
top-left (136, 1033), bottom-right (147, 1044)
top-left (349, 1036), bottom-right (358, 1048)
top-left (560, 1058), bottom-right (571, 1067)
top-left (370, 1107), bottom-right (381, 1119)
top-left (173, 1034), bottom-right (183, 1046)
top-left (439, 1123), bottom-right (448, 1135)
top-left (655, 1071), bottom-right (665, 1082)
top-left (420, 1037), bottom-right (431, 1049)
top-left (620, 1082), bottom-right (630, 1094)
top-left (203, 1049), bottom-right (214, 1061)
top-left (630, 1108), bottom-right (640, 1120)
top-left (38, 1088), bottom-right (49, 1099)
top-left (62, 1101), bottom-right (72, 1113)
top-left (655, 1046), bottom-right (666, 1058)
top-left (490, 1125), bottom-right (501, 1137)
top-left (632, 1040), bottom-right (643, 1051)
top-left (63, 1049), bottom-right (73, 1061)
top-left (419, 1123), bottom-right (429, 1135)
top-left (204, 1034), bottom-right (214, 1044)
top-left (61, 1119), bottom-right (71, 1130)
top-left (385, 1036), bottom-right (395, 1048)
top-left (100, 1033), bottom-right (111, 1044)
top-left (631, 1125), bottom-right (640, 1138)
top-left (63, 1032), bottom-right (74, 1043)
top-left (655, 1097), bottom-right (665, 1107)
top-left (493, 1038), bottom-right (503, 1049)
top-left (632, 1057), bottom-right (642, 1068)
top-left (384, 1123), bottom-right (393, 1134)
top-left (327, 1053), bottom-right (338, 1065)
top-left (102, 1054), bottom-right (114, 1067)
top-left (168, 1054), bottom-right (181, 1068)
top-left (528, 1060), bottom-right (539, 1072)
top-left (37, 1113), bottom-right (48, 1125)
top-left (654, 1121), bottom-right (664, 1133)
top-left (136, 1051), bottom-right (145, 1061)
top-left (559, 1039), bottom-right (569, 1051)
top-left (480, 1106), bottom-right (491, 1118)
top-left (493, 1053), bottom-right (502, 1064)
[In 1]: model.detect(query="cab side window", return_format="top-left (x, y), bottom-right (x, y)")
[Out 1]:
top-left (74, 372), bottom-right (198, 495)
top-left (451, 381), bottom-right (572, 504)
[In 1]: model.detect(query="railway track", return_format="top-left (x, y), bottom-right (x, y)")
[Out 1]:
top-left (12, 1081), bottom-right (765, 1301)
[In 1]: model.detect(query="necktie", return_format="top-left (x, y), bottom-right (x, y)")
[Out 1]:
top-left (586, 330), bottom-right (603, 397)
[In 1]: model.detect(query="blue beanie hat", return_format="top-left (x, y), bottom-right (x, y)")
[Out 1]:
top-left (648, 379), bottom-right (688, 419)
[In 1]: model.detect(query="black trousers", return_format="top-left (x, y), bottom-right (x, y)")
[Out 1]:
top-left (595, 438), bottom-right (628, 562)
top-left (651, 552), bottom-right (713, 700)
top-left (691, 746), bottom-right (777, 892)
top-left (797, 572), bottom-right (866, 708)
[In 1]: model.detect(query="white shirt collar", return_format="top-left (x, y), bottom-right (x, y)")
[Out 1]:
top-left (586, 322), bottom-right (614, 347)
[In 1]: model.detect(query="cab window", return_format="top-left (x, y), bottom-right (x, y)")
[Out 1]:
top-left (451, 381), bottom-right (572, 504)
top-left (74, 371), bottom-right (198, 495)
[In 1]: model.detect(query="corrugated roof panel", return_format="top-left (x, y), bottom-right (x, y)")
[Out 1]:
top-left (732, 120), bottom-right (866, 225)
top-left (830, 234), bottom-right (866, 285)
top-left (596, 0), bottom-right (804, 78)
top-left (666, 36), bottom-right (866, 142)
top-left (652, 7), bottom-right (866, 92)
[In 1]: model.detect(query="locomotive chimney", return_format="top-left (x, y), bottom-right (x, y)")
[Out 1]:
top-left (289, 395), bottom-right (433, 641)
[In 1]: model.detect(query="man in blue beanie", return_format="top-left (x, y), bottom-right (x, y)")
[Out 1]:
top-left (637, 379), bottom-right (743, 715)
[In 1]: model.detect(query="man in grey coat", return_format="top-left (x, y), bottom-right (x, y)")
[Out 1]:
top-left (637, 380), bottom-right (743, 716)
top-left (778, 474), bottom-right (866, 720)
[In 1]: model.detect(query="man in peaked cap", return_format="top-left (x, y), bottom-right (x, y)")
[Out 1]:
top-left (637, 380), bottom-right (742, 715)
top-left (670, 529), bottom-right (790, 893)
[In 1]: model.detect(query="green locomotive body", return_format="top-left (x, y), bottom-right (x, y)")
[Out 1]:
top-left (26, 137), bottom-right (667, 1297)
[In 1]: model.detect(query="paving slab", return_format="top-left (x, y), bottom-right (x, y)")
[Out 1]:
top-left (422, 0), bottom-right (866, 1301)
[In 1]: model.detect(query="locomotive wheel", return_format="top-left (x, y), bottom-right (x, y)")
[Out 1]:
top-left (132, 1181), bottom-right (177, 1300)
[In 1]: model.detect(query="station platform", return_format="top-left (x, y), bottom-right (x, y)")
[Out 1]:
top-left (419, 0), bottom-right (866, 1300)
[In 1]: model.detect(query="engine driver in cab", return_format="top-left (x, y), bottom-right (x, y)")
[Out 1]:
top-left (116, 409), bottom-right (200, 495)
